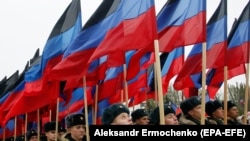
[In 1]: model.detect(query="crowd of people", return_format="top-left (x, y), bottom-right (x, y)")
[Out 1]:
top-left (3, 96), bottom-right (248, 141)
top-left (101, 96), bottom-right (245, 126)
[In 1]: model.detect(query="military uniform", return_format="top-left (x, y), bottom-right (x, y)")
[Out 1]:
top-left (61, 113), bottom-right (87, 141)
top-left (205, 100), bottom-right (224, 125)
top-left (61, 133), bottom-right (86, 141)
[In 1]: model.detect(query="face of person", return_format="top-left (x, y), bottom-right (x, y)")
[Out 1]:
top-left (58, 131), bottom-right (66, 140)
top-left (111, 113), bottom-right (133, 125)
top-left (164, 113), bottom-right (179, 125)
top-left (188, 104), bottom-right (202, 120)
top-left (212, 107), bottom-right (224, 119)
top-left (135, 116), bottom-right (150, 125)
top-left (29, 136), bottom-right (38, 141)
top-left (45, 131), bottom-right (57, 141)
top-left (69, 125), bottom-right (86, 141)
top-left (227, 106), bottom-right (239, 119)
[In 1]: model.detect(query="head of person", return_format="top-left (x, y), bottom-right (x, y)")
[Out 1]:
top-left (223, 100), bottom-right (239, 119)
top-left (101, 103), bottom-right (132, 125)
top-left (131, 109), bottom-right (149, 125)
top-left (180, 96), bottom-right (201, 120)
top-left (44, 121), bottom-right (61, 141)
top-left (58, 125), bottom-right (66, 139)
top-left (150, 104), bottom-right (179, 125)
top-left (27, 130), bottom-right (38, 141)
top-left (65, 113), bottom-right (86, 141)
top-left (205, 100), bottom-right (224, 119)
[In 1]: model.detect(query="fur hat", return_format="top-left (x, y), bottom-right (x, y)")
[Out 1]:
top-left (101, 103), bottom-right (130, 125)
top-left (225, 100), bottom-right (236, 110)
top-left (180, 96), bottom-right (201, 115)
top-left (205, 100), bottom-right (222, 116)
top-left (44, 121), bottom-right (62, 132)
top-left (131, 109), bottom-right (148, 122)
top-left (58, 125), bottom-right (66, 133)
top-left (149, 104), bottom-right (175, 125)
top-left (65, 113), bottom-right (85, 128)
top-left (27, 130), bottom-right (37, 140)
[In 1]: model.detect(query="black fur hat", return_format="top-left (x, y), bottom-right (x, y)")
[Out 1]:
top-left (149, 104), bottom-right (175, 125)
top-left (101, 103), bottom-right (130, 125)
top-left (180, 96), bottom-right (201, 115)
top-left (44, 121), bottom-right (62, 132)
top-left (131, 109), bottom-right (148, 122)
top-left (26, 130), bottom-right (38, 140)
top-left (65, 113), bottom-right (85, 128)
top-left (225, 100), bottom-right (236, 110)
top-left (205, 100), bottom-right (222, 116)
top-left (58, 125), bottom-right (66, 133)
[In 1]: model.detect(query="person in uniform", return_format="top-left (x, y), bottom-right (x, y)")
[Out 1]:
top-left (101, 103), bottom-right (133, 125)
top-left (44, 121), bottom-right (62, 141)
top-left (131, 108), bottom-right (149, 125)
top-left (149, 104), bottom-right (179, 125)
top-left (205, 100), bottom-right (224, 125)
top-left (61, 113), bottom-right (87, 141)
top-left (179, 96), bottom-right (209, 125)
top-left (27, 130), bottom-right (38, 141)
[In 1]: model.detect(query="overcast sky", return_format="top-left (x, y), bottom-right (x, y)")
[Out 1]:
top-left (0, 0), bottom-right (248, 86)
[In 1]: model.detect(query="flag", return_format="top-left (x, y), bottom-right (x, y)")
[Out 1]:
top-left (0, 81), bottom-right (25, 126)
top-left (24, 0), bottom-right (82, 96)
top-left (206, 64), bottom-right (246, 99)
top-left (2, 54), bottom-right (56, 125)
top-left (49, 0), bottom-right (157, 82)
top-left (0, 71), bottom-right (19, 98)
top-left (226, 1), bottom-right (250, 69)
top-left (182, 87), bottom-right (198, 98)
top-left (0, 62), bottom-right (29, 122)
top-left (206, 0), bottom-right (227, 68)
top-left (161, 47), bottom-right (184, 93)
top-left (58, 87), bottom-right (93, 121)
top-left (3, 82), bottom-right (58, 126)
top-left (128, 70), bottom-right (152, 107)
top-left (95, 98), bottom-right (112, 125)
top-left (205, 16), bottom-right (246, 99)
top-left (174, 0), bottom-right (227, 90)
top-left (97, 66), bottom-right (124, 101)
top-left (126, 50), bottom-right (155, 81)
top-left (157, 0), bottom-right (206, 52)
top-left (1, 118), bottom-right (23, 138)
top-left (88, 0), bottom-right (157, 65)
top-left (148, 47), bottom-right (184, 95)
top-left (0, 77), bottom-right (7, 97)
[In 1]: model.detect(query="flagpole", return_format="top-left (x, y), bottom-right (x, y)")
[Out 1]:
top-left (223, 66), bottom-right (228, 124)
top-left (83, 76), bottom-right (90, 141)
top-left (25, 113), bottom-right (28, 141)
top-left (49, 109), bottom-right (52, 121)
top-left (154, 40), bottom-right (165, 125)
top-left (93, 85), bottom-right (98, 124)
top-left (154, 62), bottom-right (158, 104)
top-left (151, 62), bottom-right (158, 106)
top-left (55, 98), bottom-right (60, 141)
top-left (243, 63), bottom-right (249, 124)
top-left (123, 64), bottom-right (129, 106)
top-left (201, 42), bottom-right (207, 125)
top-left (37, 109), bottom-right (40, 140)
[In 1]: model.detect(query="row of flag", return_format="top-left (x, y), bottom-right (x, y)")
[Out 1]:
top-left (0, 0), bottom-right (249, 138)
